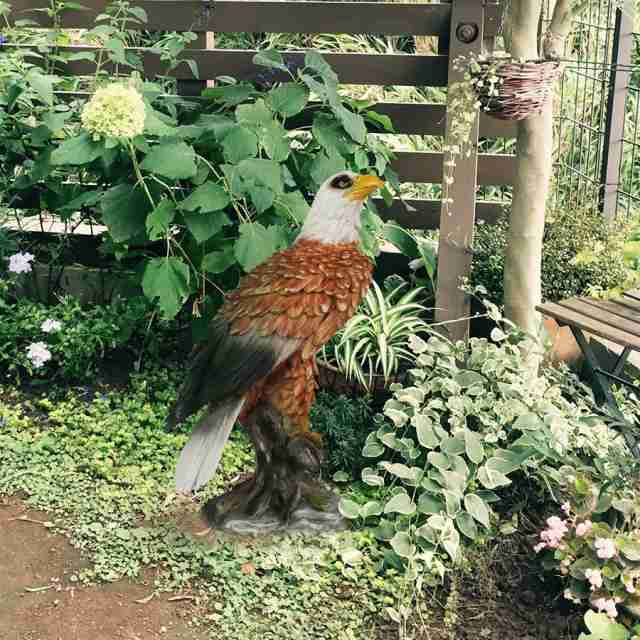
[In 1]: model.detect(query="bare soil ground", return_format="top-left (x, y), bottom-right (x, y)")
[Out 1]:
top-left (0, 497), bottom-right (207, 640)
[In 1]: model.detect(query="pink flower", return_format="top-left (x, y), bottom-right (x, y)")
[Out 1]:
top-left (585, 569), bottom-right (603, 590)
top-left (561, 502), bottom-right (571, 514)
top-left (536, 516), bottom-right (569, 550)
top-left (595, 538), bottom-right (617, 560)
top-left (534, 542), bottom-right (546, 553)
top-left (576, 521), bottom-right (593, 537)
top-left (8, 251), bottom-right (35, 274)
top-left (593, 597), bottom-right (618, 619)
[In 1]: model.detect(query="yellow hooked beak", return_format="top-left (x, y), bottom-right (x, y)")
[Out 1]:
top-left (346, 175), bottom-right (385, 202)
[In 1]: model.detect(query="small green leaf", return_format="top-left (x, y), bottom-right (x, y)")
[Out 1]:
top-left (267, 83), bottom-right (309, 117)
top-left (333, 105), bottom-right (366, 144)
top-left (427, 452), bottom-right (451, 471)
top-left (362, 443), bottom-right (384, 458)
top-left (418, 493), bottom-right (444, 515)
top-left (464, 429), bottom-right (485, 464)
top-left (237, 158), bottom-right (284, 193)
top-left (464, 494), bottom-right (491, 528)
top-left (221, 126), bottom-right (258, 163)
top-left (384, 492), bottom-right (416, 516)
top-left (413, 414), bottom-right (440, 449)
top-left (332, 471), bottom-right (350, 483)
top-left (183, 211), bottom-right (231, 244)
top-left (456, 512), bottom-right (478, 540)
top-left (202, 247), bottom-right (236, 274)
top-left (261, 121), bottom-right (290, 162)
top-left (361, 467), bottom-right (385, 485)
top-left (234, 222), bottom-right (287, 272)
top-left (179, 181), bottom-right (230, 213)
top-left (202, 84), bottom-right (254, 106)
top-left (580, 610), bottom-right (629, 640)
top-left (619, 539), bottom-right (640, 561)
top-left (51, 133), bottom-right (103, 165)
top-left (513, 413), bottom-right (544, 431)
top-left (341, 548), bottom-right (364, 565)
top-left (455, 371), bottom-right (485, 387)
top-left (26, 69), bottom-right (56, 105)
top-left (101, 183), bottom-right (149, 242)
top-left (275, 191), bottom-right (309, 224)
top-left (477, 464), bottom-right (511, 490)
top-left (338, 498), bottom-right (361, 520)
top-left (142, 257), bottom-right (191, 320)
top-left (146, 198), bottom-right (175, 240)
top-left (360, 501), bottom-right (383, 519)
top-left (390, 531), bottom-right (415, 559)
top-left (140, 141), bottom-right (197, 179)
top-left (310, 151), bottom-right (347, 186)
top-left (252, 49), bottom-right (289, 72)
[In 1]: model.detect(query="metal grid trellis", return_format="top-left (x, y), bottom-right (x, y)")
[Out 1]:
top-left (548, 0), bottom-right (640, 218)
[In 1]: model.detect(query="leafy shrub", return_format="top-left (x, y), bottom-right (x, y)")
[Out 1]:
top-left (0, 3), bottom-right (397, 329)
top-left (319, 279), bottom-right (430, 391)
top-left (534, 453), bottom-right (640, 622)
top-left (310, 391), bottom-right (375, 477)
top-left (0, 294), bottom-right (151, 381)
top-left (471, 207), bottom-right (629, 304)
top-left (338, 302), bottom-right (621, 574)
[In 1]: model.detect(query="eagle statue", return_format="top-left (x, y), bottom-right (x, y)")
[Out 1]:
top-left (166, 171), bottom-right (384, 526)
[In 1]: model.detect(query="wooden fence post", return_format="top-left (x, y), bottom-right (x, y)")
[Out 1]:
top-left (600, 0), bottom-right (635, 220)
top-left (434, 0), bottom-right (486, 342)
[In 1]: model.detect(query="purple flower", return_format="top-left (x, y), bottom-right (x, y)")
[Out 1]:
top-left (0, 35), bottom-right (6, 46)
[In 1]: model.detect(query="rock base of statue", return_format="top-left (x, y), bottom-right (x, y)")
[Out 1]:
top-left (199, 402), bottom-right (347, 536)
top-left (204, 491), bottom-right (347, 536)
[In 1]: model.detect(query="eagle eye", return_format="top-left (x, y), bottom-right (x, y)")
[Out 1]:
top-left (330, 174), bottom-right (353, 190)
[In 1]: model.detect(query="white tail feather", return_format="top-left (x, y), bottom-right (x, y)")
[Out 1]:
top-left (175, 397), bottom-right (244, 493)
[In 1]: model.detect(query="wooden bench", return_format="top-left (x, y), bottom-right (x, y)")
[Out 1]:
top-left (537, 293), bottom-right (640, 455)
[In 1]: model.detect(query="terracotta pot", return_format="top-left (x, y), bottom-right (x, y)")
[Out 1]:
top-left (541, 317), bottom-right (583, 369)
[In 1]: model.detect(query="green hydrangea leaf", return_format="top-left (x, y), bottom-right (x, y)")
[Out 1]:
top-left (183, 211), bottom-right (231, 244)
top-left (202, 247), bottom-right (236, 274)
top-left (221, 126), bottom-right (258, 163)
top-left (146, 198), bottom-right (175, 240)
top-left (234, 222), bottom-right (287, 272)
top-left (100, 183), bottom-right (150, 242)
top-left (140, 141), bottom-right (197, 179)
top-left (51, 132), bottom-right (104, 166)
top-left (179, 181), bottom-right (230, 213)
top-left (267, 83), bottom-right (309, 117)
top-left (275, 191), bottom-right (309, 224)
top-left (142, 256), bottom-right (191, 320)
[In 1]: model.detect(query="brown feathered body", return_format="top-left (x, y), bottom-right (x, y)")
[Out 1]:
top-left (225, 239), bottom-right (372, 439)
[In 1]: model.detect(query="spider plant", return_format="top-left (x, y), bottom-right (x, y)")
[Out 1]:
top-left (320, 279), bottom-right (430, 392)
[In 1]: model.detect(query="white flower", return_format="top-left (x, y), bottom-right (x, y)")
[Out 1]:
top-left (8, 252), bottom-right (35, 274)
top-left (585, 568), bottom-right (603, 590)
top-left (41, 319), bottom-right (62, 333)
top-left (595, 537), bottom-right (617, 560)
top-left (26, 342), bottom-right (52, 369)
top-left (81, 83), bottom-right (146, 140)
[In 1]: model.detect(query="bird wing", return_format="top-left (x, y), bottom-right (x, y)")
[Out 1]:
top-left (166, 240), bottom-right (372, 429)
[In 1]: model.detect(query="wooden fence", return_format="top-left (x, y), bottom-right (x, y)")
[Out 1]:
top-left (6, 0), bottom-right (516, 341)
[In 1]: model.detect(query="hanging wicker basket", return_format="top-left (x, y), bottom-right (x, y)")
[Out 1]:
top-left (471, 58), bottom-right (562, 121)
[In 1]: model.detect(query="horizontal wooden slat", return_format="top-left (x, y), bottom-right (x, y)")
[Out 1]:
top-left (572, 297), bottom-right (640, 329)
top-left (51, 92), bottom-right (517, 138)
top-left (537, 302), bottom-right (640, 351)
top-left (558, 298), bottom-right (640, 340)
top-left (392, 152), bottom-right (516, 185)
top-left (624, 289), bottom-right (640, 302)
top-left (375, 198), bottom-right (505, 229)
top-left (7, 0), bottom-right (501, 37)
top-left (15, 45), bottom-right (449, 86)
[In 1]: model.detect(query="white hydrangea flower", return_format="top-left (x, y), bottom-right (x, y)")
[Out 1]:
top-left (26, 342), bottom-right (52, 368)
top-left (41, 319), bottom-right (62, 333)
top-left (81, 83), bottom-right (146, 140)
top-left (8, 252), bottom-right (35, 274)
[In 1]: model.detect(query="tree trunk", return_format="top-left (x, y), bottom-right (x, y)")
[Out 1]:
top-left (503, 0), bottom-right (573, 339)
